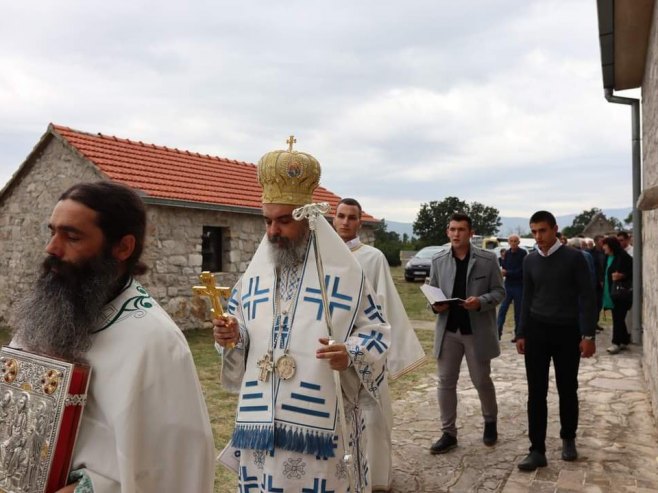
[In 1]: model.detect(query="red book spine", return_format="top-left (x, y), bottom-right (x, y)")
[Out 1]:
top-left (45, 365), bottom-right (91, 493)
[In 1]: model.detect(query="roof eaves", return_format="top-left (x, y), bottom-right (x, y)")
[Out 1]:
top-left (141, 196), bottom-right (263, 216)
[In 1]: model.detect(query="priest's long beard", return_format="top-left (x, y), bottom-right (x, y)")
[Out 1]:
top-left (269, 233), bottom-right (309, 269)
top-left (12, 253), bottom-right (120, 362)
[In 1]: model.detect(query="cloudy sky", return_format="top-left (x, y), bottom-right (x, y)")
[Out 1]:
top-left (0, 0), bottom-right (639, 223)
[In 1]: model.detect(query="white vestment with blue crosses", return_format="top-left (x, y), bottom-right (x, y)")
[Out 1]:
top-left (220, 216), bottom-right (391, 493)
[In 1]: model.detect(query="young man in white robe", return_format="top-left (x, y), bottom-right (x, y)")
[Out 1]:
top-left (11, 181), bottom-right (215, 493)
top-left (333, 198), bottom-right (425, 492)
top-left (214, 140), bottom-right (391, 493)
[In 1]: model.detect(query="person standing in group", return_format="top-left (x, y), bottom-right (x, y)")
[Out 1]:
top-left (601, 236), bottom-right (633, 354)
top-left (333, 197), bottom-right (425, 492)
top-left (616, 231), bottom-right (633, 256)
top-left (11, 181), bottom-right (215, 493)
top-left (515, 210), bottom-right (597, 471)
top-left (214, 139), bottom-right (390, 492)
top-left (427, 213), bottom-right (505, 454)
top-left (496, 234), bottom-right (527, 342)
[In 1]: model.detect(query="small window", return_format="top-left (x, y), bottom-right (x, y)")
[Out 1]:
top-left (202, 226), bottom-right (224, 272)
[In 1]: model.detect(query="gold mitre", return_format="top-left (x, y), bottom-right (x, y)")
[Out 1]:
top-left (257, 135), bottom-right (321, 206)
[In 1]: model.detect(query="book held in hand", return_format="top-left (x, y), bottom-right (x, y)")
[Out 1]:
top-left (0, 346), bottom-right (90, 493)
top-left (420, 284), bottom-right (465, 305)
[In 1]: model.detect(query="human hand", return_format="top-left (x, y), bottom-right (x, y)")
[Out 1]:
top-left (611, 271), bottom-right (624, 281)
top-left (316, 337), bottom-right (350, 371)
top-left (515, 338), bottom-right (525, 355)
top-left (213, 315), bottom-right (239, 348)
top-left (431, 302), bottom-right (451, 313)
top-left (462, 296), bottom-right (481, 311)
top-left (580, 339), bottom-right (596, 358)
top-left (501, 268), bottom-right (507, 276)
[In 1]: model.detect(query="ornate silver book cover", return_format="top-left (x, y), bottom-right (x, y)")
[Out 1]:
top-left (0, 347), bottom-right (90, 493)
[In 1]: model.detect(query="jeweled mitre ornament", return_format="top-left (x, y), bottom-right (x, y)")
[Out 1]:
top-left (257, 135), bottom-right (321, 206)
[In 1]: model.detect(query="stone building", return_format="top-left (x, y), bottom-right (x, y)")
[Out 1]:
top-left (0, 124), bottom-right (377, 329)
top-left (596, 0), bottom-right (658, 427)
top-left (581, 211), bottom-right (616, 238)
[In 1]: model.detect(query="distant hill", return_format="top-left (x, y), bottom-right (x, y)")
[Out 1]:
top-left (385, 207), bottom-right (632, 238)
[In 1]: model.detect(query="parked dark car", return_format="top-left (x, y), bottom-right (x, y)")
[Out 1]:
top-left (404, 245), bottom-right (446, 281)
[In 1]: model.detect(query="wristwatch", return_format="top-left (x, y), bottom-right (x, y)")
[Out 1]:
top-left (581, 335), bottom-right (595, 341)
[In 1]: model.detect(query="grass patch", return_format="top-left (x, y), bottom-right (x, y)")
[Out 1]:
top-left (389, 266), bottom-right (435, 321)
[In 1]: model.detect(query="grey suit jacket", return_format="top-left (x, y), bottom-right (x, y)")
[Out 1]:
top-left (429, 246), bottom-right (505, 360)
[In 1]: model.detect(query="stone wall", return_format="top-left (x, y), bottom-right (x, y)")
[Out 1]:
top-left (0, 137), bottom-right (104, 327)
top-left (641, 1), bottom-right (658, 425)
top-left (139, 204), bottom-right (264, 329)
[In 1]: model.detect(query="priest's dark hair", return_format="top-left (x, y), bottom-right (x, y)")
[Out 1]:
top-left (337, 197), bottom-right (362, 217)
top-left (59, 181), bottom-right (148, 275)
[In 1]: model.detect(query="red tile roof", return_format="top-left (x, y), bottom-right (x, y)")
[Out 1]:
top-left (50, 124), bottom-right (376, 221)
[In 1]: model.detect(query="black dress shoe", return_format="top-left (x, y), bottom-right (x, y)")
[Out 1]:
top-left (518, 450), bottom-right (547, 471)
top-left (483, 421), bottom-right (497, 446)
top-left (561, 438), bottom-right (578, 461)
top-left (429, 433), bottom-right (457, 454)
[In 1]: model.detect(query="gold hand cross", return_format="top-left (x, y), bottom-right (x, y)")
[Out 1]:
top-left (193, 271), bottom-right (235, 349)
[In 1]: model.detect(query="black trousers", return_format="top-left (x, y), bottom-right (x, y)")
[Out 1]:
top-left (611, 304), bottom-right (631, 345)
top-left (524, 317), bottom-right (581, 453)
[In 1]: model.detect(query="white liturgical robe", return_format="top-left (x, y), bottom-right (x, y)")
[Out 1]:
top-left (349, 238), bottom-right (426, 491)
top-left (220, 216), bottom-right (391, 493)
top-left (69, 278), bottom-right (215, 493)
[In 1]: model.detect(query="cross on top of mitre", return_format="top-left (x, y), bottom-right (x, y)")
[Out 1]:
top-left (286, 135), bottom-right (296, 152)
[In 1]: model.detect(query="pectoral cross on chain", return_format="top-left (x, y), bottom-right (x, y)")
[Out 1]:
top-left (193, 271), bottom-right (235, 349)
top-left (257, 352), bottom-right (274, 382)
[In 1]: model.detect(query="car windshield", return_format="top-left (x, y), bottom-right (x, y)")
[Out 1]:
top-left (416, 247), bottom-right (443, 259)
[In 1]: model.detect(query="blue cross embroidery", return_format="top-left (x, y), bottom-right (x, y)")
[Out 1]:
top-left (359, 365), bottom-right (372, 379)
top-left (261, 473), bottom-right (284, 492)
top-left (274, 314), bottom-right (291, 349)
top-left (357, 330), bottom-right (388, 354)
top-left (228, 287), bottom-right (239, 315)
top-left (303, 275), bottom-right (353, 321)
top-left (238, 466), bottom-right (259, 493)
top-left (364, 294), bottom-right (385, 323)
top-left (302, 478), bottom-right (335, 493)
top-left (242, 276), bottom-right (270, 320)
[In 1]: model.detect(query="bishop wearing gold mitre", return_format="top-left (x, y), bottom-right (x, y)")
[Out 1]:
top-left (213, 137), bottom-right (391, 492)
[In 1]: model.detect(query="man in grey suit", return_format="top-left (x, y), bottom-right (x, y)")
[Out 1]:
top-left (428, 213), bottom-right (505, 454)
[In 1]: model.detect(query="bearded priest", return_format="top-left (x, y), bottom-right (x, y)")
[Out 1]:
top-left (11, 181), bottom-right (215, 493)
top-left (214, 138), bottom-right (391, 492)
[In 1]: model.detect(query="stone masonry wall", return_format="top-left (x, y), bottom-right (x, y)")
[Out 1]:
top-left (139, 204), bottom-right (264, 330)
top-left (641, 1), bottom-right (658, 425)
top-left (0, 138), bottom-right (104, 327)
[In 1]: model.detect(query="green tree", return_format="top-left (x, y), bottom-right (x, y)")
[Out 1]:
top-left (468, 201), bottom-right (502, 237)
top-left (373, 220), bottom-right (402, 266)
top-left (561, 207), bottom-right (601, 238)
top-left (624, 211), bottom-right (633, 227)
top-left (412, 196), bottom-right (501, 246)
